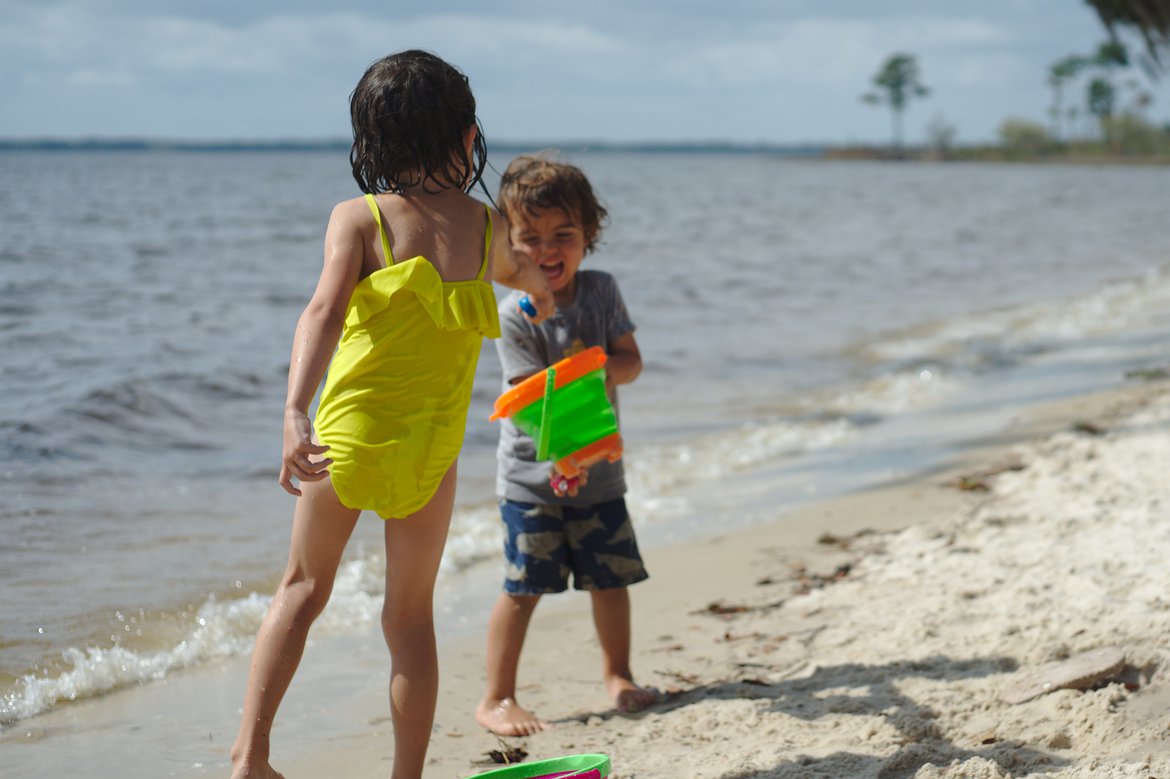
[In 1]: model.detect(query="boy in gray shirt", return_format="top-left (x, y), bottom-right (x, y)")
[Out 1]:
top-left (476, 155), bottom-right (656, 736)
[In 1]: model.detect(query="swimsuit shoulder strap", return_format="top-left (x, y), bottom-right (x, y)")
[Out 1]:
top-left (364, 193), bottom-right (395, 266)
top-left (477, 204), bottom-right (492, 281)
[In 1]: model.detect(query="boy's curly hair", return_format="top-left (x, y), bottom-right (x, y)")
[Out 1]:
top-left (497, 154), bottom-right (609, 253)
top-left (349, 50), bottom-right (486, 194)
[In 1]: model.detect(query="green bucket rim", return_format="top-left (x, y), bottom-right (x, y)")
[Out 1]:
top-left (465, 753), bottom-right (610, 779)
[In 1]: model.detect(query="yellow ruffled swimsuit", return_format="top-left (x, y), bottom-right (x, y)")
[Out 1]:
top-left (315, 194), bottom-right (501, 519)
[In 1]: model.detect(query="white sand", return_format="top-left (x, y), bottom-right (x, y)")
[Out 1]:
top-left (8, 382), bottom-right (1170, 779)
top-left (329, 381), bottom-right (1170, 776)
top-left (279, 381), bottom-right (1170, 779)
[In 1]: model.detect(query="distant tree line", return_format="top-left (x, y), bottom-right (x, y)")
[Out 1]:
top-left (1000, 0), bottom-right (1170, 157)
top-left (856, 2), bottom-right (1170, 160)
top-left (1005, 33), bottom-right (1168, 157)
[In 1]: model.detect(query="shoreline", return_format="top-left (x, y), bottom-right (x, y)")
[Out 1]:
top-left (4, 378), bottom-right (1169, 778)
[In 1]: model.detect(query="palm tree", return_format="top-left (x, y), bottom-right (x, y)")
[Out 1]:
top-left (1048, 55), bottom-right (1087, 140)
top-left (1088, 40), bottom-right (1128, 120)
top-left (1095, 39), bottom-right (1131, 75)
top-left (861, 54), bottom-right (930, 154)
top-left (1087, 76), bottom-right (1118, 120)
top-left (1086, 40), bottom-right (1130, 143)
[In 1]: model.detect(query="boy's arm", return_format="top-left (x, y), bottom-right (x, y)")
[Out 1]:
top-left (604, 276), bottom-right (642, 390)
top-left (487, 209), bottom-right (554, 323)
top-left (606, 331), bottom-right (642, 390)
top-left (279, 199), bottom-right (365, 496)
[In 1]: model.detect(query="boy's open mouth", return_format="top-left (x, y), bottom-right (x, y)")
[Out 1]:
top-left (540, 260), bottom-right (566, 284)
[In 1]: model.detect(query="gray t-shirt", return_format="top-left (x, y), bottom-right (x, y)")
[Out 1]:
top-left (495, 269), bottom-right (636, 505)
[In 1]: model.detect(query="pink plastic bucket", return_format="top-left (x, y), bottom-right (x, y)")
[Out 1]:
top-left (465, 753), bottom-right (610, 779)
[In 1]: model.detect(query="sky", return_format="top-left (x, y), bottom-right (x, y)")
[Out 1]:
top-left (2, 0), bottom-right (1167, 146)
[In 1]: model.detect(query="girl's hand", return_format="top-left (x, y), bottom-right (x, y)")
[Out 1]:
top-left (488, 212), bottom-right (554, 324)
top-left (521, 290), bottom-right (556, 322)
top-left (279, 409), bottom-right (332, 496)
top-left (524, 287), bottom-right (555, 324)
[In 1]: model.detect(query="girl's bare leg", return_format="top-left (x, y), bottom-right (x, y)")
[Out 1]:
top-left (230, 478), bottom-right (361, 779)
top-left (382, 464), bottom-right (458, 779)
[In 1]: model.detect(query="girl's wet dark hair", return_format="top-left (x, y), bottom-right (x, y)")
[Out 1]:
top-left (349, 50), bottom-right (487, 194)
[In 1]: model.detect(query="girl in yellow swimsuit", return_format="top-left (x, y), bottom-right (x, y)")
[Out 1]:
top-left (230, 50), bottom-right (553, 779)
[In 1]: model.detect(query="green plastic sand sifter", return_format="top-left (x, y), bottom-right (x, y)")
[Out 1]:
top-left (489, 346), bottom-right (623, 478)
top-left (466, 753), bottom-right (611, 779)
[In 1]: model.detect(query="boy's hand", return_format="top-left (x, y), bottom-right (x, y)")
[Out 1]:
top-left (550, 467), bottom-right (589, 498)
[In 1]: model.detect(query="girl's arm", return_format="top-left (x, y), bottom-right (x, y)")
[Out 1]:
top-left (278, 200), bottom-right (365, 496)
top-left (487, 209), bottom-right (554, 323)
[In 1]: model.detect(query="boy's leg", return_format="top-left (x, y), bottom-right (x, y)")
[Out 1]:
top-left (477, 499), bottom-right (569, 735)
top-left (231, 477), bottom-right (362, 779)
top-left (564, 498), bottom-right (655, 714)
top-left (476, 592), bottom-right (547, 736)
top-left (382, 464), bottom-right (458, 779)
top-left (591, 587), bottom-right (658, 713)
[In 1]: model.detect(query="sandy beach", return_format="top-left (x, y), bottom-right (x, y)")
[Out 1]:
top-left (269, 379), bottom-right (1170, 779)
top-left (6, 378), bottom-right (1170, 779)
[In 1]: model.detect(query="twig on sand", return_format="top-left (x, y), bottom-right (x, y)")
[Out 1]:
top-left (694, 597), bottom-right (787, 617)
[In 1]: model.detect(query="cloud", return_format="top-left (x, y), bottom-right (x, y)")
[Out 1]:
top-left (670, 16), bottom-right (1010, 90)
top-left (0, 7), bottom-right (268, 93)
top-left (1, 6), bottom-right (632, 90)
top-left (63, 69), bottom-right (138, 88)
top-left (943, 53), bottom-right (1035, 88)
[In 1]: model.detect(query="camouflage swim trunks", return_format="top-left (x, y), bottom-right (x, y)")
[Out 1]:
top-left (498, 497), bottom-right (649, 594)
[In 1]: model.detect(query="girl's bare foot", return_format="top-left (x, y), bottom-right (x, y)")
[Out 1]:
top-left (475, 696), bottom-right (549, 736)
top-left (606, 675), bottom-right (659, 713)
top-left (230, 752), bottom-right (286, 779)
top-left (230, 764), bottom-right (285, 779)
top-left (230, 768), bottom-right (285, 779)
top-left (230, 762), bottom-right (283, 776)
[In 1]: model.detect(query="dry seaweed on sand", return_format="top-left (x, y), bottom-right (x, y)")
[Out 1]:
top-left (945, 461), bottom-right (1026, 491)
top-left (473, 743), bottom-right (529, 766)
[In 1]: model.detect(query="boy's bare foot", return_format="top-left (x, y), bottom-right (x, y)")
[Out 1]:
top-left (606, 675), bottom-right (659, 713)
top-left (476, 697), bottom-right (549, 736)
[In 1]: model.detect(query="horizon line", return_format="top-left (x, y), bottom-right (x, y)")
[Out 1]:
top-left (0, 136), bottom-right (831, 154)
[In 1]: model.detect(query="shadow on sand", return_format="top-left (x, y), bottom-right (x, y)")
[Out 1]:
top-left (560, 654), bottom-right (1068, 779)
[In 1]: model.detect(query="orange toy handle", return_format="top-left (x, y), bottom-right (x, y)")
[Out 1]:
top-left (490, 346), bottom-right (609, 421)
top-left (553, 432), bottom-right (624, 478)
